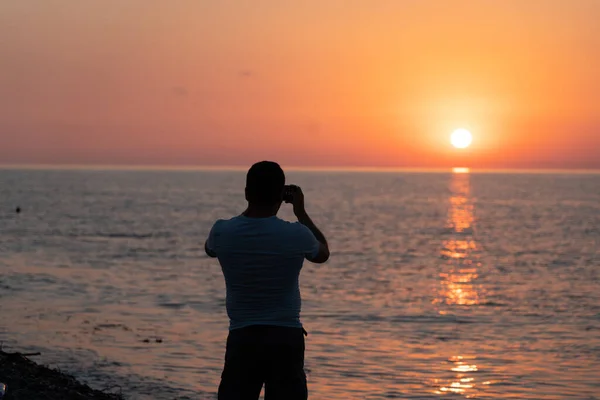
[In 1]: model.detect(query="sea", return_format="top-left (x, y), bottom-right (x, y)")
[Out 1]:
top-left (1, 168), bottom-right (599, 399)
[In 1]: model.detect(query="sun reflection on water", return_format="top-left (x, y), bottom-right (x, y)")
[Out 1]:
top-left (433, 170), bottom-right (486, 397)
top-left (435, 171), bottom-right (482, 307)
top-left (435, 356), bottom-right (480, 397)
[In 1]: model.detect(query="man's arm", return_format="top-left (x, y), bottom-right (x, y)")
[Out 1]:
top-left (296, 210), bottom-right (330, 263)
top-left (205, 240), bottom-right (217, 258)
top-left (205, 222), bottom-right (219, 258)
top-left (288, 185), bottom-right (330, 264)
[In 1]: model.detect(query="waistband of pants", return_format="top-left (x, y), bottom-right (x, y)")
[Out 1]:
top-left (228, 324), bottom-right (308, 342)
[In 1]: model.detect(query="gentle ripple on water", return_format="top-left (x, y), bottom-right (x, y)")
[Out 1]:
top-left (1, 169), bottom-right (599, 399)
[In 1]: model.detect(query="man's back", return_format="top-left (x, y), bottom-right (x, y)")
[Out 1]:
top-left (207, 215), bottom-right (320, 330)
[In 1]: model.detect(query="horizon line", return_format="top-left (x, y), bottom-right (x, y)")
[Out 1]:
top-left (1, 163), bottom-right (599, 174)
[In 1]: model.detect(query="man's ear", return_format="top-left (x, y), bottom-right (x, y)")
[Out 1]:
top-left (245, 187), bottom-right (250, 202)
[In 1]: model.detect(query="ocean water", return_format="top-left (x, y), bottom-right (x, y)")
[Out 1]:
top-left (1, 168), bottom-right (599, 400)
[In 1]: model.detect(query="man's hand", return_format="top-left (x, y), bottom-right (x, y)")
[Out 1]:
top-left (288, 185), bottom-right (306, 217)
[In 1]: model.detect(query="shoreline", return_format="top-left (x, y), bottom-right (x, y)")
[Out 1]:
top-left (0, 349), bottom-right (124, 400)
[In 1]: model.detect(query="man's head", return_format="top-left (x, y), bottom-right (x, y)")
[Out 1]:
top-left (245, 161), bottom-right (286, 207)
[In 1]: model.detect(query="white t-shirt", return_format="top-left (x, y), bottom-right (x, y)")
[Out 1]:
top-left (206, 215), bottom-right (321, 331)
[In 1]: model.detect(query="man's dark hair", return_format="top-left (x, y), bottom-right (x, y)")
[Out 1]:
top-left (245, 161), bottom-right (286, 206)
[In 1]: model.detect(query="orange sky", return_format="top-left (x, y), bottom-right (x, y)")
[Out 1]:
top-left (1, 1), bottom-right (599, 169)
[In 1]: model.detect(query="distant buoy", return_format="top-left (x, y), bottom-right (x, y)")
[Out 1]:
top-left (16, 207), bottom-right (21, 214)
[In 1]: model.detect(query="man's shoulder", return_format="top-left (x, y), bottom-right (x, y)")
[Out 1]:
top-left (210, 216), bottom-right (240, 231)
top-left (211, 216), bottom-right (306, 235)
top-left (271, 218), bottom-right (307, 231)
top-left (274, 220), bottom-right (314, 241)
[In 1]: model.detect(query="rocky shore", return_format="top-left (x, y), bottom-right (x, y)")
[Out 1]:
top-left (0, 349), bottom-right (124, 400)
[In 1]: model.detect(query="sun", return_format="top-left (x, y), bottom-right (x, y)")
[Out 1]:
top-left (451, 128), bottom-right (473, 149)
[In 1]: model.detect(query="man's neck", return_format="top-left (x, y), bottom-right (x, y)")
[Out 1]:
top-left (242, 205), bottom-right (277, 218)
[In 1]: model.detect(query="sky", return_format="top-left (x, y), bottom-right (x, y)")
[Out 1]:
top-left (1, 0), bottom-right (599, 169)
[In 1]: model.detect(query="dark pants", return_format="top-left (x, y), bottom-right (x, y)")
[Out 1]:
top-left (217, 325), bottom-right (308, 400)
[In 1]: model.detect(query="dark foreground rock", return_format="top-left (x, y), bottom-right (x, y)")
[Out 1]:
top-left (0, 349), bottom-right (124, 400)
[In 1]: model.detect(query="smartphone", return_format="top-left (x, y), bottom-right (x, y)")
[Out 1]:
top-left (283, 185), bottom-right (294, 203)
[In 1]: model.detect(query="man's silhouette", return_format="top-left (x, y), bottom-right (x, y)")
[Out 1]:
top-left (205, 161), bottom-right (330, 400)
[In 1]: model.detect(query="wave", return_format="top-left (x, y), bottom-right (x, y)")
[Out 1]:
top-left (65, 232), bottom-right (173, 240)
top-left (103, 232), bottom-right (155, 239)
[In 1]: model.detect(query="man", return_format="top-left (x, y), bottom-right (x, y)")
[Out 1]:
top-left (205, 161), bottom-right (330, 400)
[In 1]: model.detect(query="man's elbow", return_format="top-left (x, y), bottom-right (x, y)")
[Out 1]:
top-left (205, 250), bottom-right (217, 258)
top-left (205, 242), bottom-right (217, 258)
top-left (309, 247), bottom-right (330, 264)
top-left (318, 252), bottom-right (330, 264)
